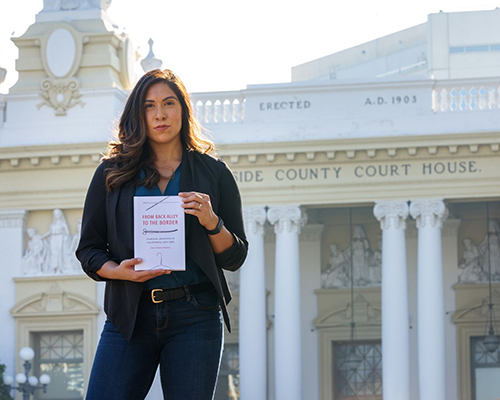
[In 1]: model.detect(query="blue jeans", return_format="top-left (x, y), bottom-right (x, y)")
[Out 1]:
top-left (86, 287), bottom-right (224, 400)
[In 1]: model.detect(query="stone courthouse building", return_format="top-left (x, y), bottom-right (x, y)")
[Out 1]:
top-left (0, 2), bottom-right (499, 400)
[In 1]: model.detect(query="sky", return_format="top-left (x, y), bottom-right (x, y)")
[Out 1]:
top-left (0, 0), bottom-right (499, 94)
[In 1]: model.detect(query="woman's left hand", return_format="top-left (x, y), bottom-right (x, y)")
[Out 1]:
top-left (179, 192), bottom-right (219, 231)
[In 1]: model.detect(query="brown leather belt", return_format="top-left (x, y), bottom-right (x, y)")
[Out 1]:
top-left (150, 281), bottom-right (214, 304)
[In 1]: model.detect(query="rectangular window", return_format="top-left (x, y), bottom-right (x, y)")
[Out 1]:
top-left (214, 343), bottom-right (239, 400)
top-left (471, 336), bottom-right (500, 400)
top-left (33, 331), bottom-right (84, 400)
top-left (333, 340), bottom-right (382, 400)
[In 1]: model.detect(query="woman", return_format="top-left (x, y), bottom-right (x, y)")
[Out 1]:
top-left (44, 209), bottom-right (70, 274)
top-left (76, 69), bottom-right (248, 400)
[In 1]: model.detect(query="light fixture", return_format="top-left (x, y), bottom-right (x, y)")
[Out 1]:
top-left (15, 373), bottom-right (26, 384)
top-left (483, 202), bottom-right (499, 353)
top-left (1, 346), bottom-right (51, 399)
top-left (39, 374), bottom-right (51, 385)
top-left (345, 207), bottom-right (362, 371)
top-left (28, 376), bottom-right (38, 386)
top-left (2, 375), bottom-right (13, 386)
top-left (19, 347), bottom-right (35, 361)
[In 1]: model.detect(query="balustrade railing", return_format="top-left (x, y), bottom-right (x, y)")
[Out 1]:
top-left (191, 91), bottom-right (245, 124)
top-left (192, 83), bottom-right (500, 120)
top-left (433, 84), bottom-right (500, 112)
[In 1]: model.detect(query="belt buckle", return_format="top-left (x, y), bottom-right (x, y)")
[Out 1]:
top-left (151, 289), bottom-right (163, 304)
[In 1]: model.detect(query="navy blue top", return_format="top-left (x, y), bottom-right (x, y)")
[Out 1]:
top-left (135, 164), bottom-right (209, 290)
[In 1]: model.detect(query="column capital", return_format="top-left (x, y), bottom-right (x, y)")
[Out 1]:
top-left (0, 210), bottom-right (27, 228)
top-left (374, 200), bottom-right (409, 230)
top-left (267, 205), bottom-right (307, 235)
top-left (410, 199), bottom-right (449, 229)
top-left (243, 206), bottom-right (267, 235)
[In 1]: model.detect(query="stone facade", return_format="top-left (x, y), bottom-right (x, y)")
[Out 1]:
top-left (1, 6), bottom-right (500, 400)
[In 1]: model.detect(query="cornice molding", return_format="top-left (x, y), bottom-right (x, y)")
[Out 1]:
top-left (0, 142), bottom-right (106, 171)
top-left (0, 189), bottom-right (87, 211)
top-left (0, 130), bottom-right (498, 171)
top-left (242, 76), bottom-right (500, 96)
top-left (217, 131), bottom-right (500, 164)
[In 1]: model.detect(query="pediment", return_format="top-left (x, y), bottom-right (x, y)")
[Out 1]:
top-left (314, 294), bottom-right (381, 328)
top-left (453, 298), bottom-right (500, 323)
top-left (10, 283), bottom-right (100, 317)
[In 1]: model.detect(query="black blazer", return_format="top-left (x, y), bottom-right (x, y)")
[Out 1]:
top-left (76, 149), bottom-right (248, 341)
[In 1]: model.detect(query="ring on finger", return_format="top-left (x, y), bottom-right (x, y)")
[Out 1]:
top-left (198, 203), bottom-right (203, 209)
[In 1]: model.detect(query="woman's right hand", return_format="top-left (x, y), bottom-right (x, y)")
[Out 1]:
top-left (97, 258), bottom-right (171, 282)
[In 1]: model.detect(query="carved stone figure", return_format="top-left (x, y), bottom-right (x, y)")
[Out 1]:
top-left (485, 234), bottom-right (500, 279)
top-left (22, 228), bottom-right (48, 275)
top-left (321, 244), bottom-right (349, 288)
top-left (22, 210), bottom-right (83, 276)
top-left (345, 225), bottom-right (372, 287)
top-left (322, 224), bottom-right (382, 289)
top-left (369, 237), bottom-right (382, 284)
top-left (458, 239), bottom-right (483, 283)
top-left (479, 220), bottom-right (500, 280)
top-left (456, 219), bottom-right (500, 284)
top-left (42, 209), bottom-right (71, 274)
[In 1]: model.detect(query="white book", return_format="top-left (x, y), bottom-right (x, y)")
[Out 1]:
top-left (133, 196), bottom-right (186, 271)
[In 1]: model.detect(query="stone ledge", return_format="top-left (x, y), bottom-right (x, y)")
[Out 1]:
top-left (0, 131), bottom-right (498, 170)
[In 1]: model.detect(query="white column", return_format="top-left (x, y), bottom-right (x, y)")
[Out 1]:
top-left (239, 206), bottom-right (267, 400)
top-left (145, 371), bottom-right (163, 400)
top-left (0, 210), bottom-right (26, 380)
top-left (374, 201), bottom-right (410, 400)
top-left (267, 205), bottom-right (306, 400)
top-left (410, 199), bottom-right (448, 400)
top-left (96, 283), bottom-right (106, 342)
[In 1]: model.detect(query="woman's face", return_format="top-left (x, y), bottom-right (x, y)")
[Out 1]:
top-left (144, 82), bottom-right (183, 149)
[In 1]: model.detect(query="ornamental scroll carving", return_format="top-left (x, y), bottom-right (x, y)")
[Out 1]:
top-left (373, 200), bottom-right (409, 230)
top-left (37, 22), bottom-right (86, 116)
top-left (267, 205), bottom-right (307, 235)
top-left (37, 78), bottom-right (84, 116)
top-left (21, 210), bottom-right (82, 276)
top-left (409, 199), bottom-right (449, 229)
top-left (458, 219), bottom-right (500, 283)
top-left (243, 206), bottom-right (266, 235)
top-left (321, 224), bottom-right (382, 288)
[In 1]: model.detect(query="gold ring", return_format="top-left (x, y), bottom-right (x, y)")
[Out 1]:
top-left (198, 203), bottom-right (203, 209)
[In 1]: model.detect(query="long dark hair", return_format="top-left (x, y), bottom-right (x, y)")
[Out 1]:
top-left (104, 69), bottom-right (215, 191)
